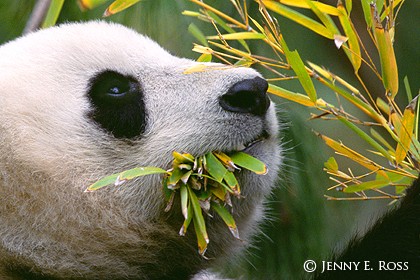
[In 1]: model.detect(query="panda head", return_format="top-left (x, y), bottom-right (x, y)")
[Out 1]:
top-left (0, 21), bottom-right (281, 277)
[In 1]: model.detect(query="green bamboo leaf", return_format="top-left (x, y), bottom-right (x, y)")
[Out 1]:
top-left (338, 117), bottom-right (393, 162)
top-left (223, 171), bottom-right (240, 195)
top-left (173, 151), bottom-right (194, 164)
top-left (229, 152), bottom-right (267, 175)
top-left (42, 0), bottom-right (65, 28)
top-left (211, 201), bottom-right (240, 239)
top-left (188, 23), bottom-right (208, 47)
top-left (167, 168), bottom-right (185, 189)
top-left (269, 0), bottom-right (340, 15)
top-left (268, 84), bottom-right (320, 107)
top-left (395, 97), bottom-right (417, 164)
top-left (188, 187), bottom-right (209, 253)
top-left (205, 153), bottom-right (228, 183)
top-left (119, 167), bottom-right (167, 181)
top-left (180, 184), bottom-right (189, 220)
top-left (263, 0), bottom-right (334, 39)
top-left (344, 179), bottom-right (391, 193)
top-left (361, 0), bottom-right (372, 28)
top-left (179, 200), bottom-right (193, 236)
top-left (324, 157), bottom-right (339, 172)
top-left (372, 7), bottom-right (399, 98)
top-left (337, 1), bottom-right (361, 72)
top-left (85, 173), bottom-right (119, 192)
top-left (207, 32), bottom-right (266, 40)
top-left (103, 0), bottom-right (142, 17)
top-left (344, 171), bottom-right (414, 193)
top-left (193, 218), bottom-right (208, 256)
top-left (278, 35), bottom-right (317, 102)
top-left (196, 53), bottom-right (212, 63)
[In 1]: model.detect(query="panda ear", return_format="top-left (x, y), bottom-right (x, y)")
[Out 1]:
top-left (87, 70), bottom-right (146, 139)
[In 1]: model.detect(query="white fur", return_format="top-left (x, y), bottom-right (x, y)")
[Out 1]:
top-left (0, 21), bottom-right (281, 279)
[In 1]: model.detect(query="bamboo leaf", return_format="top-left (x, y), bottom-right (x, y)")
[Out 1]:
top-left (270, 0), bottom-right (340, 16)
top-left (103, 0), bottom-right (142, 17)
top-left (119, 167), bottom-right (167, 181)
top-left (324, 157), bottom-right (339, 172)
top-left (316, 132), bottom-right (385, 173)
top-left (372, 5), bottom-right (399, 98)
top-left (268, 84), bottom-right (327, 107)
top-left (338, 117), bottom-right (393, 162)
top-left (206, 32), bottom-right (266, 40)
top-left (278, 35), bottom-right (317, 102)
top-left (42, 0), bottom-right (65, 28)
top-left (180, 184), bottom-right (189, 220)
top-left (85, 173), bottom-right (119, 192)
top-left (229, 152), bottom-right (267, 175)
top-left (179, 200), bottom-right (193, 236)
top-left (337, 1), bottom-right (361, 72)
top-left (395, 97), bottom-right (417, 164)
top-left (262, 0), bottom-right (334, 39)
top-left (188, 187), bottom-right (209, 254)
top-left (188, 23), bottom-right (208, 47)
top-left (211, 201), bottom-right (240, 239)
top-left (205, 153), bottom-right (228, 183)
top-left (223, 171), bottom-right (240, 195)
top-left (86, 167), bottom-right (166, 192)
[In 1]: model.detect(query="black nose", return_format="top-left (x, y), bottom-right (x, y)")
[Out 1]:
top-left (219, 77), bottom-right (270, 116)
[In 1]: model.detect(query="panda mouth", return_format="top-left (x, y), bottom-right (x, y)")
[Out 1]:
top-left (232, 129), bottom-right (270, 152)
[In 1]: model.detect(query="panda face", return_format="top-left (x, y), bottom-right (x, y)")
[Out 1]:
top-left (0, 22), bottom-right (281, 278)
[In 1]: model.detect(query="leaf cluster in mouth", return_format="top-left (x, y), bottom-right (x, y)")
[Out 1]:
top-left (85, 151), bottom-right (267, 256)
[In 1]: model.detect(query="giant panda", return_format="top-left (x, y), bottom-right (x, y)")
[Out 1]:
top-left (0, 21), bottom-right (281, 279)
top-left (0, 21), bottom-right (419, 280)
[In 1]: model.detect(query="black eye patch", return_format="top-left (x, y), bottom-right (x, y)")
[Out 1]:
top-left (87, 70), bottom-right (146, 139)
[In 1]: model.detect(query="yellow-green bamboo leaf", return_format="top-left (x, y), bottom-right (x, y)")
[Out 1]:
top-left (316, 132), bottom-right (385, 173)
top-left (188, 23), bottom-right (208, 47)
top-left (211, 201), bottom-right (240, 239)
top-left (196, 53), bottom-right (212, 63)
top-left (337, 1), bottom-right (361, 72)
top-left (188, 187), bottom-right (209, 245)
top-left (103, 0), bottom-right (142, 17)
top-left (268, 84), bottom-right (327, 107)
top-left (395, 98), bottom-right (416, 164)
top-left (223, 171), bottom-right (240, 196)
top-left (324, 157), bottom-right (339, 172)
top-left (308, 61), bottom-right (333, 81)
top-left (193, 218), bottom-right (208, 256)
top-left (370, 128), bottom-right (394, 152)
top-left (179, 200), bottom-right (193, 236)
top-left (205, 153), bottom-right (228, 183)
top-left (229, 152), bottom-right (267, 175)
top-left (42, 0), bottom-right (65, 28)
top-left (270, 0), bottom-right (339, 15)
top-left (278, 35), bottom-right (317, 102)
top-left (361, 0), bottom-right (372, 28)
top-left (262, 1), bottom-right (334, 39)
top-left (305, 0), bottom-right (340, 38)
top-left (77, 0), bottom-right (109, 10)
top-left (180, 184), bottom-right (189, 220)
top-left (338, 117), bottom-right (393, 162)
top-left (376, 97), bottom-right (390, 115)
top-left (206, 32), bottom-right (266, 40)
top-left (373, 15), bottom-right (399, 97)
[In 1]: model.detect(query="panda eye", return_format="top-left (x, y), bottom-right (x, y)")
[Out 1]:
top-left (87, 70), bottom-right (146, 139)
